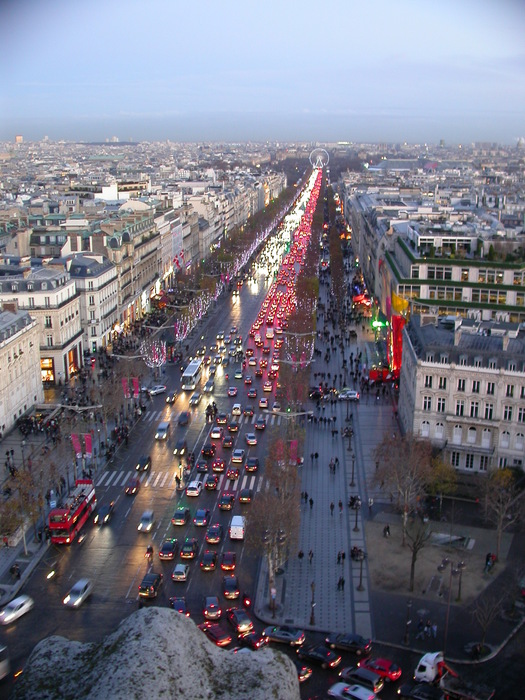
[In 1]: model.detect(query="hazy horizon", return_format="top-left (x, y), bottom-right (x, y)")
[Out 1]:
top-left (1, 0), bottom-right (524, 145)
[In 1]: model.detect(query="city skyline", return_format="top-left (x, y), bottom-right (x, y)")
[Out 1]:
top-left (1, 0), bottom-right (524, 144)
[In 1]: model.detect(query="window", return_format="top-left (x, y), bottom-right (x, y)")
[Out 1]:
top-left (488, 358), bottom-right (497, 369)
top-left (482, 428), bottom-right (491, 448)
top-left (479, 456), bottom-right (489, 472)
top-left (90, 327), bottom-right (97, 337)
top-left (470, 401), bottom-right (479, 418)
top-left (465, 454), bottom-right (474, 470)
top-left (468, 427), bottom-right (476, 444)
top-left (459, 356), bottom-right (467, 366)
top-left (28, 297), bottom-right (35, 308)
top-left (506, 384), bottom-right (514, 398)
top-left (90, 310), bottom-right (96, 321)
top-left (451, 451), bottom-right (460, 468)
top-left (440, 354), bottom-right (449, 364)
top-left (486, 382), bottom-right (495, 396)
top-left (455, 400), bottom-right (465, 417)
top-left (423, 396), bottom-right (432, 412)
top-left (421, 421), bottom-right (430, 437)
top-left (508, 362), bottom-right (516, 372)
top-left (521, 387), bottom-right (525, 399)
top-left (453, 424), bottom-right (462, 444)
top-left (498, 457), bottom-right (508, 468)
top-left (438, 377), bottom-right (447, 390)
top-left (89, 295), bottom-right (95, 306)
top-left (424, 375), bottom-right (433, 389)
top-left (516, 434), bottom-right (525, 451)
top-left (518, 407), bottom-right (525, 423)
top-left (437, 398), bottom-right (446, 413)
top-left (503, 406), bottom-right (513, 422)
top-left (88, 281), bottom-right (94, 290)
top-left (474, 357), bottom-right (482, 368)
top-left (426, 353), bottom-right (434, 363)
top-left (484, 403), bottom-right (494, 420)
top-left (435, 423), bottom-right (444, 439)
top-left (472, 380), bottom-right (480, 394)
top-left (500, 431), bottom-right (510, 448)
top-left (44, 316), bottom-right (52, 329)
top-left (46, 335), bottom-right (53, 347)
top-left (45, 296), bottom-right (51, 308)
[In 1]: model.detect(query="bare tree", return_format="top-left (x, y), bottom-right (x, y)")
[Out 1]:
top-left (406, 521), bottom-right (432, 592)
top-left (471, 595), bottom-right (503, 652)
top-left (482, 468), bottom-right (524, 560)
top-left (373, 433), bottom-right (433, 545)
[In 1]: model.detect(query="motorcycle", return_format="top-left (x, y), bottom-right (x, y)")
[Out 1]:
top-left (145, 545), bottom-right (153, 560)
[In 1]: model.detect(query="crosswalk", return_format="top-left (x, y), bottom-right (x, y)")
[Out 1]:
top-left (142, 409), bottom-right (282, 427)
top-left (95, 468), bottom-right (265, 493)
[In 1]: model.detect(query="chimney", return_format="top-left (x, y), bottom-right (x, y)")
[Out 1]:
top-left (2, 301), bottom-right (18, 313)
top-left (454, 329), bottom-right (462, 346)
top-left (502, 334), bottom-right (510, 352)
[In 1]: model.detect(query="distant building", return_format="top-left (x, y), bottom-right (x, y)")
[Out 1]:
top-left (399, 315), bottom-right (525, 475)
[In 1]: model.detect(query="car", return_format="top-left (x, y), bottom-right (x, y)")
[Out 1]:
top-left (186, 480), bottom-right (203, 496)
top-left (165, 391), bottom-right (178, 404)
top-left (203, 596), bottom-right (222, 620)
top-left (254, 418), bottom-right (266, 430)
top-left (198, 621), bottom-right (232, 647)
top-left (239, 488), bottom-right (253, 504)
top-left (63, 578), bottom-right (93, 608)
top-left (169, 596), bottom-right (190, 616)
top-left (327, 682), bottom-right (377, 699)
top-left (293, 659), bottom-right (313, 683)
top-left (159, 539), bottom-right (179, 560)
top-left (338, 667), bottom-right (385, 694)
top-left (325, 632), bottom-right (372, 656)
top-left (193, 508), bottom-right (210, 526)
top-left (239, 631), bottom-right (268, 650)
top-left (272, 401), bottom-right (281, 413)
top-left (222, 435), bottom-right (234, 449)
top-left (232, 403), bottom-right (242, 416)
top-left (220, 551), bottom-right (236, 571)
top-left (228, 420), bottom-right (239, 433)
top-left (171, 563), bottom-right (190, 582)
top-left (196, 346), bottom-right (206, 356)
top-left (244, 374), bottom-right (253, 384)
top-left (0, 595), bottom-right (34, 624)
top-left (259, 358), bottom-right (268, 368)
top-left (208, 365), bottom-right (217, 377)
top-left (309, 388), bottom-right (323, 400)
top-left (125, 476), bottom-right (141, 495)
top-left (227, 467), bottom-right (240, 480)
top-left (262, 625), bottom-right (306, 646)
top-left (248, 357), bottom-right (257, 367)
top-left (201, 442), bottom-right (216, 458)
top-left (243, 405), bottom-right (255, 418)
top-left (189, 392), bottom-right (201, 406)
top-left (155, 421), bottom-right (171, 440)
top-left (358, 657), bottom-right (402, 682)
top-left (219, 492), bottom-right (235, 511)
top-left (226, 607), bottom-right (254, 634)
top-left (196, 459), bottom-right (208, 473)
top-left (135, 454), bottom-right (152, 472)
top-left (171, 506), bottom-right (190, 526)
top-left (297, 644), bottom-right (342, 669)
top-left (254, 368), bottom-right (263, 378)
top-left (200, 549), bottom-right (219, 571)
top-left (227, 386), bottom-right (238, 397)
top-left (138, 572), bottom-right (163, 598)
top-left (222, 574), bottom-right (240, 600)
top-left (93, 500), bottom-right (115, 525)
top-left (216, 412), bottom-right (229, 425)
top-left (178, 411), bottom-right (191, 426)
top-left (137, 510), bottom-right (155, 532)
top-left (148, 385), bottom-right (167, 395)
top-left (339, 389), bottom-right (360, 401)
top-left (245, 457), bottom-right (259, 472)
top-left (205, 523), bottom-right (224, 545)
top-left (210, 426), bottom-right (224, 440)
top-left (179, 538), bottom-right (198, 559)
top-left (231, 449), bottom-right (245, 463)
top-left (204, 474), bottom-right (219, 491)
top-left (397, 683), bottom-right (444, 700)
top-left (247, 387), bottom-right (257, 398)
top-left (216, 331), bottom-right (224, 340)
top-left (245, 347), bottom-right (254, 356)
top-left (210, 458), bottom-right (225, 473)
top-left (234, 368), bottom-right (243, 380)
top-left (245, 432), bottom-right (257, 446)
top-left (173, 439), bottom-right (187, 457)
top-left (259, 397), bottom-right (268, 409)
top-left (263, 381), bottom-right (273, 392)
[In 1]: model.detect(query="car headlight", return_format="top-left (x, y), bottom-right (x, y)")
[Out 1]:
top-left (63, 595), bottom-right (71, 605)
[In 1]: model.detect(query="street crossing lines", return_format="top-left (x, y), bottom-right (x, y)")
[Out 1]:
top-left (96, 467), bottom-right (265, 493)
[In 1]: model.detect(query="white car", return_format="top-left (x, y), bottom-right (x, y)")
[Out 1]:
top-left (272, 402), bottom-right (281, 413)
top-left (339, 389), bottom-right (360, 402)
top-left (327, 682), bottom-right (376, 700)
top-left (231, 449), bottom-right (245, 464)
top-left (245, 433), bottom-right (257, 446)
top-left (0, 595), bottom-right (34, 625)
top-left (210, 426), bottom-right (224, 440)
top-left (63, 578), bottom-right (93, 608)
top-left (137, 510), bottom-right (155, 532)
top-left (232, 403), bottom-right (242, 416)
top-left (189, 392), bottom-right (202, 406)
top-left (186, 480), bottom-right (203, 497)
top-left (172, 563), bottom-right (190, 582)
top-left (148, 385), bottom-right (167, 396)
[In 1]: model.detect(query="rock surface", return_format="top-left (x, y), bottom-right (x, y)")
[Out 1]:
top-left (12, 608), bottom-right (300, 699)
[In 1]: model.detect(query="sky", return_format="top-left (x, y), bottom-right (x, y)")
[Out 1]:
top-left (0, 0), bottom-right (524, 144)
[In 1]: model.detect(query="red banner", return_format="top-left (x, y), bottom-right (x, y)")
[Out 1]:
top-left (289, 439), bottom-right (298, 465)
top-left (122, 377), bottom-right (130, 399)
top-left (132, 377), bottom-right (140, 399)
top-left (71, 434), bottom-right (82, 458)
top-left (84, 433), bottom-right (92, 457)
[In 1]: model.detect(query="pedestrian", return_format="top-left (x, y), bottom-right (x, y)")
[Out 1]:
top-left (383, 524), bottom-right (391, 538)
top-left (340, 576), bottom-right (345, 591)
top-left (330, 502), bottom-right (334, 516)
top-left (337, 551), bottom-right (341, 565)
top-left (337, 576), bottom-right (342, 591)
top-left (424, 620), bottom-right (431, 638)
top-left (431, 622), bottom-right (437, 639)
top-left (308, 549), bottom-right (313, 564)
top-left (341, 551), bottom-right (346, 564)
top-left (309, 497), bottom-right (314, 510)
top-left (416, 619), bottom-right (425, 640)
top-left (2, 536), bottom-right (8, 548)
top-left (298, 550), bottom-right (304, 562)
top-left (304, 491), bottom-right (308, 504)
top-left (338, 500), bottom-right (343, 514)
top-left (368, 497), bottom-right (374, 513)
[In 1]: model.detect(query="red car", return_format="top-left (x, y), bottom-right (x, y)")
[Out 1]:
top-left (358, 657), bottom-right (402, 682)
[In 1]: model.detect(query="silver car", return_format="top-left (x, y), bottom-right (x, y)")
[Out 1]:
top-left (63, 578), bottom-right (93, 608)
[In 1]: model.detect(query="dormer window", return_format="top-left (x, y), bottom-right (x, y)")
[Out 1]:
top-left (440, 354), bottom-right (449, 364)
top-left (459, 355), bottom-right (467, 366)
top-left (474, 357), bottom-right (482, 368)
top-left (426, 353), bottom-right (434, 363)
top-left (488, 358), bottom-right (497, 369)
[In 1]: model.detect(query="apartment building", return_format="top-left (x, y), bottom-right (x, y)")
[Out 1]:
top-left (0, 305), bottom-right (43, 433)
top-left (398, 315), bottom-right (525, 474)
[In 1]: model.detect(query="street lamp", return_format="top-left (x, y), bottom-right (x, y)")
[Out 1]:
top-left (21, 440), bottom-right (26, 469)
top-left (403, 599), bottom-right (413, 645)
top-left (352, 497), bottom-right (361, 532)
top-left (350, 451), bottom-right (356, 487)
top-left (438, 558), bottom-right (466, 654)
top-left (310, 581), bottom-right (316, 625)
top-left (357, 550), bottom-right (366, 591)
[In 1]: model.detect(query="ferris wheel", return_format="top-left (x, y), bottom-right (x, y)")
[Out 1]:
top-left (309, 148), bottom-right (329, 169)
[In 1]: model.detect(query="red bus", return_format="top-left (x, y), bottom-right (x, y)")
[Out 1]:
top-left (48, 479), bottom-right (96, 544)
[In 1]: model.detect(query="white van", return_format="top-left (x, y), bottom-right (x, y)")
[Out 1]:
top-left (229, 515), bottom-right (246, 541)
